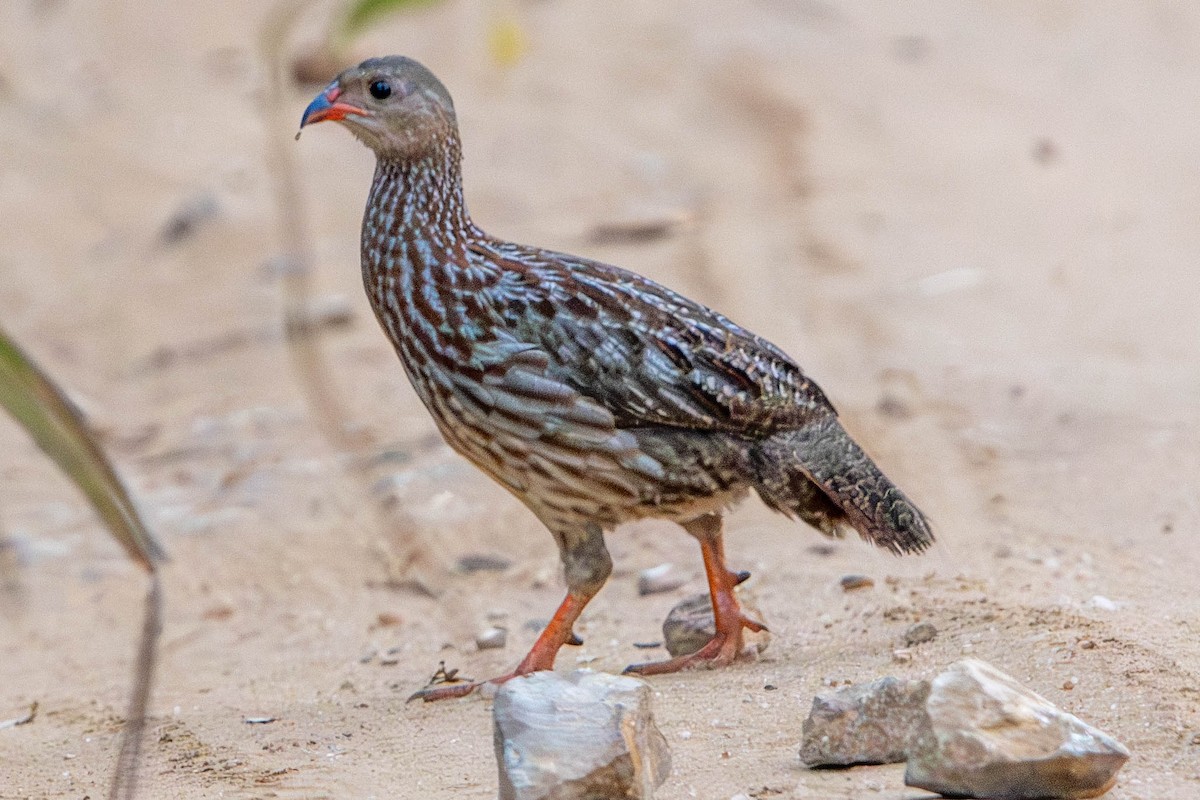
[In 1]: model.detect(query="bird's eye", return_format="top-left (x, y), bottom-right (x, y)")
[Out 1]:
top-left (368, 80), bottom-right (392, 100)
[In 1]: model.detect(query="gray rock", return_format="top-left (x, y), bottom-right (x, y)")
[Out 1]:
top-left (662, 593), bottom-right (714, 657)
top-left (661, 592), bottom-right (769, 658)
top-left (904, 621), bottom-right (938, 647)
top-left (494, 670), bottom-right (671, 800)
top-left (905, 659), bottom-right (1130, 799)
top-left (799, 677), bottom-right (931, 766)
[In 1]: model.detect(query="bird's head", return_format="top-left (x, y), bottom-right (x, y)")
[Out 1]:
top-left (299, 56), bottom-right (457, 160)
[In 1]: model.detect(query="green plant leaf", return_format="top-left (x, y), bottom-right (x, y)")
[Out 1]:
top-left (339, 0), bottom-right (446, 41)
top-left (0, 325), bottom-right (165, 572)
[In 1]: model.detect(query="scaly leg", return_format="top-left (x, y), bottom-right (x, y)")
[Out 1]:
top-left (625, 513), bottom-right (765, 676)
top-left (410, 522), bottom-right (611, 701)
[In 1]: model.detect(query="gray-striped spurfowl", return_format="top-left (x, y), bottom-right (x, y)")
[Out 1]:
top-left (300, 56), bottom-right (933, 701)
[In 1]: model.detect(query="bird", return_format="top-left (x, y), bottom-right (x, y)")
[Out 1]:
top-left (300, 56), bottom-right (933, 701)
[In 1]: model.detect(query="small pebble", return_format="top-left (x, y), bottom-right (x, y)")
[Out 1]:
top-left (159, 193), bottom-right (219, 245)
top-left (1032, 137), bottom-right (1059, 165)
top-left (291, 45), bottom-right (344, 88)
top-left (892, 648), bottom-right (913, 664)
top-left (588, 211), bottom-right (692, 245)
top-left (840, 574), bottom-right (874, 591)
top-left (300, 294), bottom-right (355, 330)
top-left (904, 621), bottom-right (938, 647)
top-left (375, 612), bottom-right (402, 627)
top-left (476, 626), bottom-right (508, 650)
top-left (1089, 595), bottom-right (1119, 612)
top-left (638, 563), bottom-right (686, 596)
top-left (456, 553), bottom-right (513, 573)
top-left (875, 394), bottom-right (912, 420)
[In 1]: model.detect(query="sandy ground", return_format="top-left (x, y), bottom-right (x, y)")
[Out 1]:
top-left (2, 1), bottom-right (1199, 797)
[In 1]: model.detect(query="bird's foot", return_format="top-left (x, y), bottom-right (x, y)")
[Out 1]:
top-left (407, 679), bottom-right (483, 702)
top-left (408, 589), bottom-right (595, 702)
top-left (406, 659), bottom-right (483, 702)
top-left (622, 612), bottom-right (767, 676)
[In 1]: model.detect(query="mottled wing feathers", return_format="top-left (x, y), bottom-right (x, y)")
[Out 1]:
top-left (471, 239), bottom-right (835, 437)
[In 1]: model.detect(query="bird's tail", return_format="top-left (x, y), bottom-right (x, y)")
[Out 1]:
top-left (752, 415), bottom-right (933, 555)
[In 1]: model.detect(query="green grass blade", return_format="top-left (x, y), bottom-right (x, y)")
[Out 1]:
top-left (339, 0), bottom-right (445, 42)
top-left (0, 326), bottom-right (165, 571)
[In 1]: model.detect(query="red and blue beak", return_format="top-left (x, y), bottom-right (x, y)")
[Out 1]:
top-left (300, 83), bottom-right (369, 128)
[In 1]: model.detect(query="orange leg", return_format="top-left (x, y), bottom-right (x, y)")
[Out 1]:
top-left (625, 514), bottom-right (766, 676)
top-left (409, 590), bottom-right (591, 701)
top-left (410, 522), bottom-right (611, 702)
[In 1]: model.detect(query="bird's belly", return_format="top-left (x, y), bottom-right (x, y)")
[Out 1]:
top-left (394, 345), bottom-right (753, 526)
top-left (450, 412), bottom-right (750, 527)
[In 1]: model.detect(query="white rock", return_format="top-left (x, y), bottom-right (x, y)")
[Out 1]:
top-left (494, 670), bottom-right (671, 799)
top-left (638, 563), bottom-right (686, 596)
top-left (905, 659), bottom-right (1129, 799)
top-left (476, 626), bottom-right (508, 650)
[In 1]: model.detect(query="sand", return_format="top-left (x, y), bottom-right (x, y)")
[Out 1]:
top-left (1, 1), bottom-right (1198, 797)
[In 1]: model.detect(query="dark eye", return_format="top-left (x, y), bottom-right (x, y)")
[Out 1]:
top-left (368, 79), bottom-right (392, 100)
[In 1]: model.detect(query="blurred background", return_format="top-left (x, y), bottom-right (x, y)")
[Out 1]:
top-left (1, 2), bottom-right (1197, 797)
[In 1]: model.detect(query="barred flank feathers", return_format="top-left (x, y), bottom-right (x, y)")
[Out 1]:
top-left (755, 415), bottom-right (934, 555)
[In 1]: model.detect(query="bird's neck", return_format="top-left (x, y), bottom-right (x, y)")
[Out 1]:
top-left (360, 136), bottom-right (500, 344)
top-left (366, 134), bottom-right (477, 243)
top-left (361, 133), bottom-right (492, 280)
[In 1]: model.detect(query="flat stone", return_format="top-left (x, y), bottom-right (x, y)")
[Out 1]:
top-left (905, 659), bottom-right (1130, 799)
top-left (661, 592), bottom-right (769, 658)
top-left (799, 677), bottom-right (931, 766)
top-left (494, 670), bottom-right (671, 800)
top-left (662, 593), bottom-right (714, 657)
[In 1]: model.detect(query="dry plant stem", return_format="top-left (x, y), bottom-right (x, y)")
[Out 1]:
top-left (261, 4), bottom-right (437, 587)
top-left (260, 0), bottom-right (360, 453)
top-left (108, 573), bottom-right (163, 800)
top-left (0, 325), bottom-right (166, 798)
